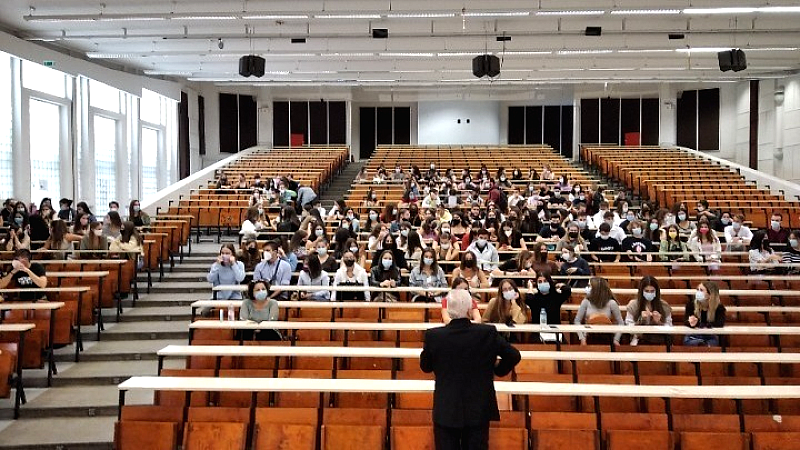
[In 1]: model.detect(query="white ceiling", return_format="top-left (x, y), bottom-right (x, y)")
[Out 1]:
top-left (2, 0), bottom-right (800, 92)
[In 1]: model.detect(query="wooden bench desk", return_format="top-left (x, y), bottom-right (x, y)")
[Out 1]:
top-left (0, 301), bottom-right (64, 386)
top-left (0, 323), bottom-right (34, 419)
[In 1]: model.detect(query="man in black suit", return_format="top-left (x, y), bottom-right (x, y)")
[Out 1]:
top-left (420, 289), bottom-right (521, 450)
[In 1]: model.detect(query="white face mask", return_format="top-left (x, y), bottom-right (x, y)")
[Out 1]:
top-left (349, 246), bottom-right (359, 253)
top-left (695, 291), bottom-right (707, 302)
top-left (93, 229), bottom-right (103, 237)
top-left (643, 291), bottom-right (656, 302)
top-left (502, 290), bottom-right (517, 301)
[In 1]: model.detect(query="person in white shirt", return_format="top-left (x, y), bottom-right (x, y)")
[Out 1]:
top-left (465, 228), bottom-right (499, 271)
top-left (240, 206), bottom-right (268, 240)
top-left (723, 213), bottom-right (753, 252)
top-left (592, 201), bottom-right (621, 227)
top-left (421, 189), bottom-right (441, 209)
top-left (595, 211), bottom-right (626, 244)
top-left (506, 187), bottom-right (526, 210)
top-left (330, 251), bottom-right (371, 301)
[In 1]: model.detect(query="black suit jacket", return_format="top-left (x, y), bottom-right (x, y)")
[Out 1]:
top-left (420, 318), bottom-right (521, 428)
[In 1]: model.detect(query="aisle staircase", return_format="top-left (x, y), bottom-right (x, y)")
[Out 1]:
top-left (317, 160), bottom-right (366, 207)
top-left (0, 243), bottom-right (222, 449)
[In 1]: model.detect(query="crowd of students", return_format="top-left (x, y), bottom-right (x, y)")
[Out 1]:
top-left (203, 162), bottom-right (771, 347)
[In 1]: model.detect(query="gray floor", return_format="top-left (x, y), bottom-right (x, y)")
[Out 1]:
top-left (0, 241), bottom-right (223, 449)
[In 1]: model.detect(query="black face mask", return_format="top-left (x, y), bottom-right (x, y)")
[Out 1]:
top-left (248, 247), bottom-right (258, 255)
top-left (343, 259), bottom-right (355, 267)
top-left (569, 231), bottom-right (579, 239)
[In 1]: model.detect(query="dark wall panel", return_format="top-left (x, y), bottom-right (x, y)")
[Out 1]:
top-left (677, 91), bottom-right (697, 148)
top-left (600, 98), bottom-right (621, 145)
top-left (698, 88), bottom-right (720, 151)
top-left (309, 101), bottom-right (328, 145)
top-left (394, 107), bottom-right (411, 145)
top-left (179, 91), bottom-right (190, 179)
top-left (543, 106), bottom-right (561, 151)
top-left (561, 106), bottom-right (574, 158)
top-left (219, 93), bottom-right (239, 153)
top-left (376, 107), bottom-right (393, 145)
top-left (273, 102), bottom-right (289, 147)
top-left (360, 107), bottom-right (376, 160)
top-left (508, 106), bottom-right (525, 144)
top-left (620, 98), bottom-right (640, 141)
top-left (640, 98), bottom-right (659, 145)
top-left (238, 95), bottom-right (257, 151)
top-left (198, 95), bottom-right (206, 155)
top-left (525, 106), bottom-right (543, 144)
top-left (290, 101), bottom-right (308, 146)
top-left (581, 99), bottom-right (599, 144)
top-left (329, 102), bottom-right (346, 145)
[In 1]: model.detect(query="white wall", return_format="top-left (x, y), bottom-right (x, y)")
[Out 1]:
top-left (418, 101), bottom-right (500, 145)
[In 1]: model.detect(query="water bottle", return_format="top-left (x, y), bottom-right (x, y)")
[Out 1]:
top-left (227, 303), bottom-right (235, 321)
top-left (539, 308), bottom-right (548, 328)
top-left (219, 308), bottom-right (224, 321)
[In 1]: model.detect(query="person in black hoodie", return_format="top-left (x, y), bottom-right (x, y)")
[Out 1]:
top-left (525, 272), bottom-right (572, 326)
top-left (372, 232), bottom-right (408, 270)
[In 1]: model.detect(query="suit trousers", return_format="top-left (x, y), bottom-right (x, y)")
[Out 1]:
top-left (433, 423), bottom-right (490, 450)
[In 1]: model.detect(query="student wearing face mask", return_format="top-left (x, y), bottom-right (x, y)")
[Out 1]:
top-left (556, 222), bottom-right (586, 253)
top-left (621, 220), bottom-right (653, 263)
top-left (237, 280), bottom-right (281, 341)
top-left (238, 238), bottom-right (262, 273)
top-left (409, 249), bottom-right (447, 303)
top-left (483, 279), bottom-right (529, 329)
top-left (372, 233), bottom-right (408, 271)
top-left (723, 213), bottom-right (753, 252)
top-left (79, 221), bottom-right (108, 256)
top-left (452, 251), bottom-right (490, 294)
top-left (466, 228), bottom-right (500, 272)
top-left (253, 240), bottom-right (293, 300)
top-left (714, 211), bottom-right (732, 233)
top-left (207, 244), bottom-right (246, 300)
top-left (591, 201), bottom-right (620, 228)
top-left (434, 231), bottom-right (459, 263)
top-left (595, 211), bottom-right (626, 244)
top-left (589, 223), bottom-right (621, 263)
top-left (537, 213), bottom-right (566, 248)
top-left (748, 230), bottom-right (782, 273)
top-left (675, 208), bottom-right (696, 241)
top-left (525, 273), bottom-right (571, 336)
top-left (494, 249), bottom-right (537, 280)
top-left (767, 212), bottom-right (789, 245)
top-left (781, 231), bottom-right (800, 274)
top-left (684, 281), bottom-right (725, 347)
top-left (330, 250), bottom-right (370, 301)
top-left (296, 253), bottom-right (331, 302)
top-left (687, 218), bottom-right (722, 268)
top-left (5, 212), bottom-right (31, 252)
top-left (311, 237), bottom-right (338, 274)
top-left (496, 221), bottom-right (524, 251)
top-left (556, 244), bottom-right (590, 288)
top-left (625, 276), bottom-right (672, 346)
top-left (370, 249), bottom-right (402, 302)
top-left (659, 224), bottom-right (689, 262)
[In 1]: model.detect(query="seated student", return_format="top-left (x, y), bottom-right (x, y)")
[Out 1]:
top-left (409, 249), bottom-right (447, 303)
top-left (589, 223), bottom-right (621, 263)
top-left (556, 221), bottom-right (587, 253)
top-left (616, 201), bottom-right (637, 231)
top-left (253, 240), bottom-right (292, 300)
top-left (404, 230), bottom-right (425, 268)
top-left (493, 249), bottom-right (536, 279)
top-left (127, 199), bottom-right (151, 227)
top-left (748, 230), bottom-right (782, 273)
top-left (625, 276), bottom-right (673, 346)
top-left (574, 277), bottom-right (624, 347)
top-left (451, 251), bottom-right (490, 293)
top-left (441, 276), bottom-right (482, 323)
top-left (525, 272), bottom-right (572, 325)
top-left (240, 206), bottom-right (268, 240)
top-left (592, 201), bottom-right (620, 227)
top-left (596, 211), bottom-right (626, 244)
top-left (342, 238), bottom-right (366, 268)
top-left (768, 211), bottom-right (790, 244)
top-left (370, 249), bottom-right (402, 302)
top-left (644, 216), bottom-right (663, 251)
top-left (42, 219), bottom-right (74, 260)
top-left (687, 218), bottom-right (722, 268)
top-left (434, 231), bottom-right (460, 262)
top-left (237, 280), bottom-right (281, 341)
top-left (207, 244), bottom-right (246, 300)
top-left (497, 220), bottom-right (526, 250)
top-left (537, 214), bottom-right (566, 248)
top-left (331, 250), bottom-right (370, 302)
top-left (530, 242), bottom-right (558, 276)
top-left (684, 281), bottom-right (726, 347)
top-left (238, 238), bottom-right (262, 273)
top-left (110, 221), bottom-right (144, 267)
top-left (483, 279), bottom-right (529, 329)
top-left (372, 232), bottom-right (408, 271)
top-left (659, 224), bottom-right (690, 262)
top-left (555, 244), bottom-right (590, 287)
top-left (781, 230), bottom-right (800, 274)
top-left (724, 214), bottom-right (753, 252)
top-left (296, 253), bottom-right (331, 302)
top-left (466, 228), bottom-right (499, 271)
top-left (80, 221), bottom-right (109, 257)
top-left (621, 220), bottom-right (652, 262)
top-left (0, 248), bottom-right (48, 301)
top-left (674, 207), bottom-right (696, 242)
top-left (312, 237), bottom-right (339, 274)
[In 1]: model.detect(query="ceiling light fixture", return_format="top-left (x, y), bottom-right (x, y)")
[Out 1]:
top-left (536, 10), bottom-right (604, 16)
top-left (557, 49), bottom-right (613, 55)
top-left (610, 9), bottom-right (681, 15)
top-left (314, 13), bottom-right (382, 19)
top-left (385, 12), bottom-right (456, 18)
top-left (241, 14), bottom-right (310, 19)
top-left (462, 11), bottom-right (530, 17)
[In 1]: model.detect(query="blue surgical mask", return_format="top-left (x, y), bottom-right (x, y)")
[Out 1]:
top-left (381, 259), bottom-right (393, 269)
top-left (643, 292), bottom-right (656, 302)
top-left (316, 247), bottom-right (328, 256)
top-left (791, 239), bottom-right (799, 248)
top-left (423, 257), bottom-right (434, 266)
top-left (254, 290), bottom-right (268, 301)
top-left (537, 282), bottom-right (550, 294)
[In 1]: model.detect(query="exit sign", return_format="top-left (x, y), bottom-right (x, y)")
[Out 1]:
top-left (42, 60), bottom-right (54, 67)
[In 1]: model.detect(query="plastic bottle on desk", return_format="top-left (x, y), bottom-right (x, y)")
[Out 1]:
top-left (227, 303), bottom-right (235, 321)
top-left (539, 308), bottom-right (548, 329)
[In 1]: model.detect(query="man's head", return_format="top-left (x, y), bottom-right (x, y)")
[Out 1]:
top-left (264, 240), bottom-right (280, 261)
top-left (108, 201), bottom-right (119, 212)
top-left (13, 248), bottom-right (32, 269)
top-left (446, 289), bottom-right (472, 320)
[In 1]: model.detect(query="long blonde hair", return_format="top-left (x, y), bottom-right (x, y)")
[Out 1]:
top-left (695, 281), bottom-right (721, 322)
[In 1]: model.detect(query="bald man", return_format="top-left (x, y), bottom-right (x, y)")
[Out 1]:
top-left (420, 289), bottom-right (521, 450)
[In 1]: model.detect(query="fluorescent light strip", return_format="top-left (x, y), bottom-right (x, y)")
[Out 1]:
top-left (437, 52), bottom-right (482, 57)
top-left (386, 12), bottom-right (456, 18)
top-left (503, 51), bottom-right (552, 55)
top-left (379, 52), bottom-right (435, 57)
top-left (314, 14), bottom-right (382, 19)
top-left (684, 7), bottom-right (757, 14)
top-left (610, 9), bottom-right (681, 15)
top-left (588, 68), bottom-right (636, 71)
top-left (143, 70), bottom-right (194, 76)
top-left (241, 14), bottom-right (310, 19)
top-left (617, 49), bottom-right (675, 53)
top-left (536, 10), bottom-right (604, 16)
top-left (462, 11), bottom-right (530, 17)
top-left (557, 49), bottom-right (613, 55)
top-left (675, 47), bottom-right (730, 53)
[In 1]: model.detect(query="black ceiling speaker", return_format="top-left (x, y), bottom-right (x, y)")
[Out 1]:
top-left (472, 54), bottom-right (500, 78)
top-left (239, 55), bottom-right (266, 77)
top-left (585, 26), bottom-right (602, 36)
top-left (718, 49), bottom-right (747, 72)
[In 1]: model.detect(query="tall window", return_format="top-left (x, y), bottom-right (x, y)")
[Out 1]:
top-left (29, 99), bottom-right (62, 201)
top-left (0, 53), bottom-right (12, 199)
top-left (141, 127), bottom-right (159, 198)
top-left (93, 115), bottom-right (117, 214)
